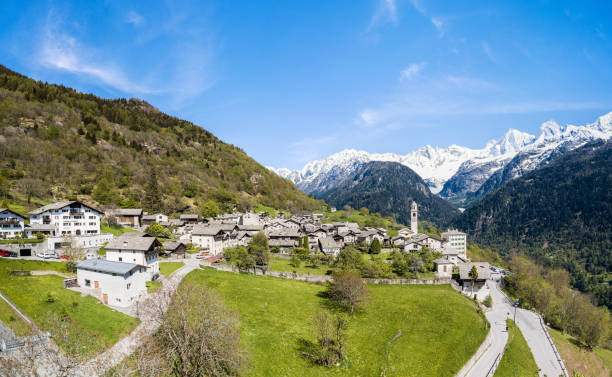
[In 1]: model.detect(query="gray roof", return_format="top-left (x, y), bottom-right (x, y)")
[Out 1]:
top-left (77, 259), bottom-right (140, 276)
top-left (0, 208), bottom-right (26, 219)
top-left (434, 257), bottom-right (454, 265)
top-left (180, 214), bottom-right (198, 220)
top-left (237, 224), bottom-right (262, 232)
top-left (162, 241), bottom-right (184, 251)
top-left (106, 234), bottom-right (158, 251)
top-left (192, 224), bottom-right (226, 236)
top-left (109, 208), bottom-right (142, 216)
top-left (319, 237), bottom-right (342, 249)
top-left (29, 201), bottom-right (101, 216)
top-left (268, 239), bottom-right (296, 247)
top-left (458, 262), bottom-right (491, 280)
top-left (268, 229), bottom-right (301, 238)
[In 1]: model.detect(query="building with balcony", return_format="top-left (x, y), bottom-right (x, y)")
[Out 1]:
top-left (28, 201), bottom-right (101, 237)
top-left (104, 233), bottom-right (160, 280)
top-left (0, 208), bottom-right (26, 239)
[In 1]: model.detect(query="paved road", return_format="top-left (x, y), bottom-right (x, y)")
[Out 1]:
top-left (458, 277), bottom-right (566, 377)
top-left (457, 279), bottom-right (509, 377)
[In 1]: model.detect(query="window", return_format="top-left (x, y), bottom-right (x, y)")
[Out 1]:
top-left (127, 283), bottom-right (131, 290)
top-left (118, 257), bottom-right (122, 262)
top-left (85, 279), bottom-right (91, 287)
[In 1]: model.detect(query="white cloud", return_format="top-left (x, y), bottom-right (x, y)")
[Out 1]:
top-left (126, 11), bottom-right (144, 27)
top-left (39, 27), bottom-right (156, 94)
top-left (482, 41), bottom-right (495, 62)
top-left (399, 62), bottom-right (426, 81)
top-left (431, 17), bottom-right (444, 36)
top-left (366, 0), bottom-right (398, 33)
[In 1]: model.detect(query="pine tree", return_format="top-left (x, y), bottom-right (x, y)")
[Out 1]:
top-left (143, 170), bottom-right (162, 213)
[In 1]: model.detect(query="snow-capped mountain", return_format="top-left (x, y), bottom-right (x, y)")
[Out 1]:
top-left (271, 111), bottom-right (612, 200)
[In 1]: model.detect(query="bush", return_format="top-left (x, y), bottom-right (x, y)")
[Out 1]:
top-left (290, 255), bottom-right (302, 268)
top-left (46, 292), bottom-right (55, 303)
top-left (483, 295), bottom-right (492, 308)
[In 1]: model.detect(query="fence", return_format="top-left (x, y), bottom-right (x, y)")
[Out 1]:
top-left (537, 313), bottom-right (569, 377)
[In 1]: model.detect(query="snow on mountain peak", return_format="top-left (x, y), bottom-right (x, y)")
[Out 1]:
top-left (272, 111), bottom-right (612, 196)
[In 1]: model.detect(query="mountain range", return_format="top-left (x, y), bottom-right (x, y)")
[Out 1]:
top-left (319, 161), bottom-right (458, 226)
top-left (272, 112), bottom-right (612, 203)
top-left (455, 139), bottom-right (612, 307)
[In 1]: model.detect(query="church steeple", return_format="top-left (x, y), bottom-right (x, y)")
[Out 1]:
top-left (410, 201), bottom-right (418, 234)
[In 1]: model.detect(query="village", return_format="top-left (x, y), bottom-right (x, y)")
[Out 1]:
top-left (0, 200), bottom-right (492, 311)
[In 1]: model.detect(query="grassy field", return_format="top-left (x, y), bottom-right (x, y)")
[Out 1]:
top-left (183, 268), bottom-right (488, 377)
top-left (550, 328), bottom-right (612, 377)
top-left (159, 262), bottom-right (184, 276)
top-left (100, 221), bottom-right (138, 236)
top-left (0, 297), bottom-right (32, 336)
top-left (269, 255), bottom-right (333, 275)
top-left (0, 259), bottom-right (139, 355)
top-left (146, 280), bottom-right (162, 293)
top-left (493, 319), bottom-right (538, 377)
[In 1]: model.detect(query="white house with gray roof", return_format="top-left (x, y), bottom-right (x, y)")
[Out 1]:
top-left (104, 233), bottom-right (160, 280)
top-left (28, 201), bottom-right (101, 237)
top-left (0, 208), bottom-right (26, 239)
top-left (192, 225), bottom-right (229, 255)
top-left (76, 259), bottom-right (147, 308)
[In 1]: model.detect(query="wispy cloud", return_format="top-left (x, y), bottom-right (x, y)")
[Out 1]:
top-left (34, 8), bottom-right (215, 106)
top-left (126, 11), bottom-right (144, 27)
top-left (482, 41), bottom-right (495, 62)
top-left (408, 0), bottom-right (444, 37)
top-left (399, 62), bottom-right (426, 81)
top-left (289, 135), bottom-right (338, 163)
top-left (39, 24), bottom-right (156, 94)
top-left (366, 0), bottom-right (398, 33)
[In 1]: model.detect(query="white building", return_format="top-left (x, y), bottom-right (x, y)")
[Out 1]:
top-left (76, 259), bottom-right (147, 308)
top-left (458, 262), bottom-right (491, 301)
top-left (0, 208), bottom-right (25, 239)
top-left (28, 201), bottom-right (101, 236)
top-left (104, 233), bottom-right (160, 280)
top-left (142, 213), bottom-right (168, 226)
top-left (434, 257), bottom-right (454, 278)
top-left (239, 213), bottom-right (260, 226)
top-left (441, 229), bottom-right (467, 260)
top-left (192, 225), bottom-right (229, 255)
top-left (319, 237), bottom-right (342, 258)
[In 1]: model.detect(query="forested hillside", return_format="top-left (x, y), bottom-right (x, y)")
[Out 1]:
top-left (456, 140), bottom-right (612, 307)
top-left (319, 161), bottom-right (458, 227)
top-left (0, 65), bottom-right (320, 214)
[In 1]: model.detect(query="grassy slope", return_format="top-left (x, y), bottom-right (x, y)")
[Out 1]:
top-left (100, 221), bottom-right (138, 236)
top-left (159, 262), bottom-right (184, 276)
top-left (0, 297), bottom-right (31, 336)
top-left (184, 268), bottom-right (488, 377)
top-left (493, 319), bottom-right (538, 377)
top-left (550, 328), bottom-right (611, 377)
top-left (0, 259), bottom-right (139, 354)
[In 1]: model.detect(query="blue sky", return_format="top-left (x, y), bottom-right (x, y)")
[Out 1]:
top-left (1, 0), bottom-right (611, 169)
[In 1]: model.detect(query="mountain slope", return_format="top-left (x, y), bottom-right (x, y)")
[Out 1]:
top-left (0, 65), bottom-right (320, 214)
top-left (273, 113), bottom-right (612, 201)
top-left (318, 161), bottom-right (458, 226)
top-left (455, 140), bottom-right (612, 306)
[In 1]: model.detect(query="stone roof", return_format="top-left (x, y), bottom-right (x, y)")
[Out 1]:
top-left (180, 214), bottom-right (198, 220)
top-left (458, 262), bottom-right (491, 280)
top-left (0, 208), bottom-right (26, 219)
top-left (106, 234), bottom-right (158, 251)
top-left (269, 239), bottom-right (296, 248)
top-left (237, 224), bottom-right (263, 232)
top-left (29, 201), bottom-right (102, 216)
top-left (162, 241), bottom-right (184, 251)
top-left (108, 208), bottom-right (142, 216)
top-left (319, 237), bottom-right (342, 249)
top-left (267, 229), bottom-right (301, 238)
top-left (434, 257), bottom-right (454, 265)
top-left (77, 259), bottom-right (140, 275)
top-left (192, 224), bottom-right (226, 236)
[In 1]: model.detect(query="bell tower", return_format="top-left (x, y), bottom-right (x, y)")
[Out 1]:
top-left (410, 201), bottom-right (418, 234)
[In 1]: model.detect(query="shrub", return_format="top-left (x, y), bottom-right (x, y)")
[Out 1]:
top-left (290, 255), bottom-right (302, 268)
top-left (483, 295), bottom-right (492, 308)
top-left (46, 292), bottom-right (55, 303)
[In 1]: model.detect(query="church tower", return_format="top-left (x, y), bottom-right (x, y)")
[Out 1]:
top-left (410, 201), bottom-right (418, 234)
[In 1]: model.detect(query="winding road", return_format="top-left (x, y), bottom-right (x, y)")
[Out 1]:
top-left (458, 275), bottom-right (567, 377)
